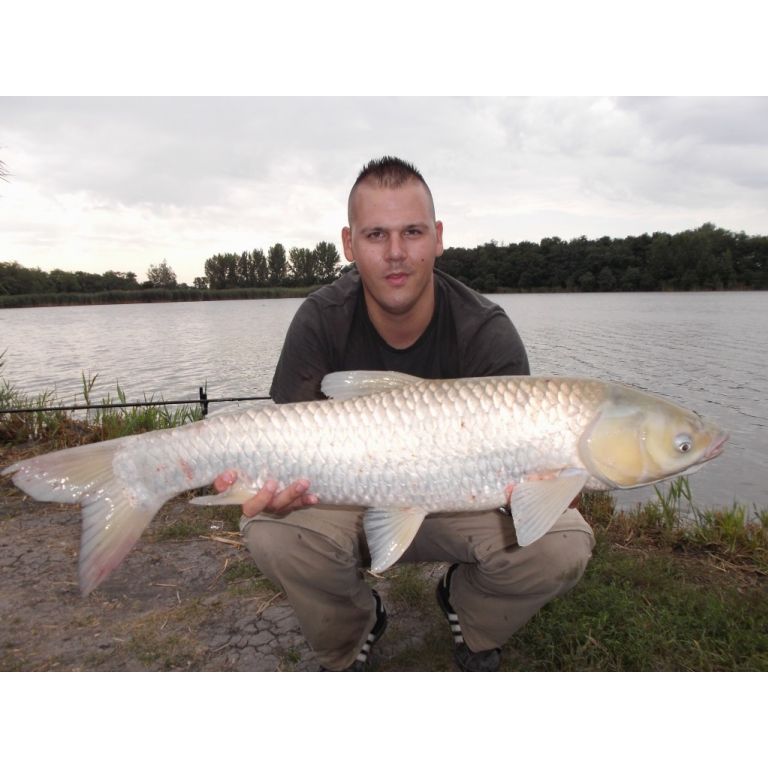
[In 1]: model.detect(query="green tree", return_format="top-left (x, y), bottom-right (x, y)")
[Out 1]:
top-left (313, 241), bottom-right (340, 283)
top-left (597, 266), bottom-right (616, 291)
top-left (252, 249), bottom-right (269, 285)
top-left (0, 261), bottom-right (51, 294)
top-left (718, 248), bottom-right (735, 288)
top-left (102, 271), bottom-right (139, 291)
top-left (237, 251), bottom-right (256, 286)
top-left (146, 259), bottom-right (178, 288)
top-left (204, 253), bottom-right (238, 289)
top-left (578, 271), bottom-right (596, 291)
top-left (647, 233), bottom-right (673, 287)
top-left (620, 266), bottom-right (643, 291)
top-left (289, 247), bottom-right (317, 286)
top-left (49, 269), bottom-right (82, 293)
top-left (268, 243), bottom-right (288, 285)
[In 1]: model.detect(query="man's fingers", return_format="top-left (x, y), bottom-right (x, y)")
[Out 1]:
top-left (270, 479), bottom-right (311, 510)
top-left (213, 469), bottom-right (237, 492)
top-left (213, 472), bottom-right (316, 517)
top-left (242, 479), bottom-right (279, 517)
top-left (241, 479), bottom-right (316, 518)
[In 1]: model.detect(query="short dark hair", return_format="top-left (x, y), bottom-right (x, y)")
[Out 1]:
top-left (348, 156), bottom-right (435, 221)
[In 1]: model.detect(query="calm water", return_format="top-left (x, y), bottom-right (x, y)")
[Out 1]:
top-left (1, 293), bottom-right (766, 512)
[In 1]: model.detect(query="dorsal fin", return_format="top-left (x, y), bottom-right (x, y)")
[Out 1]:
top-left (321, 370), bottom-right (423, 400)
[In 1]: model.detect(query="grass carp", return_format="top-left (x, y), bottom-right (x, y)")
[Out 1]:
top-left (2, 371), bottom-right (727, 595)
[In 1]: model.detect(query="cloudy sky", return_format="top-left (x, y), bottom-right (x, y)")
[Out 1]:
top-left (1, 96), bottom-right (767, 285)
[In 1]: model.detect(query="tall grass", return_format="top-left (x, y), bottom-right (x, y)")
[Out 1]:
top-left (0, 352), bottom-right (202, 448)
top-left (0, 285), bottom-right (319, 309)
top-left (581, 477), bottom-right (768, 570)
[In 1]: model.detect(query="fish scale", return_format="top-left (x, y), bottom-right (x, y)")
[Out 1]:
top-left (3, 372), bottom-right (727, 595)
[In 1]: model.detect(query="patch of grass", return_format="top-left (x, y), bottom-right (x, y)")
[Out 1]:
top-left (685, 504), bottom-right (768, 558)
top-left (222, 559), bottom-right (262, 583)
top-left (277, 647), bottom-right (303, 670)
top-left (225, 574), bottom-right (281, 598)
top-left (149, 503), bottom-right (243, 542)
top-left (0, 360), bottom-right (202, 449)
top-left (379, 626), bottom-right (456, 672)
top-left (504, 539), bottom-right (768, 671)
top-left (384, 564), bottom-right (433, 608)
top-left (153, 518), bottom-right (210, 541)
top-left (379, 489), bottom-right (767, 672)
top-left (121, 602), bottom-right (209, 670)
top-left (206, 504), bottom-right (245, 530)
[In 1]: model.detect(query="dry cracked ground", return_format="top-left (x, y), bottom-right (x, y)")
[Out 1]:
top-left (1, 487), bottom-right (454, 672)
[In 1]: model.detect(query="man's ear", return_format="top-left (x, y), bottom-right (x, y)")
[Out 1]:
top-left (341, 226), bottom-right (354, 262)
top-left (435, 220), bottom-right (444, 258)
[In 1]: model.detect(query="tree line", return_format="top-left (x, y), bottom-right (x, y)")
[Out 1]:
top-left (0, 241), bottom-right (342, 296)
top-left (1, 224), bottom-right (766, 300)
top-left (438, 223), bottom-right (767, 292)
top-left (200, 242), bottom-right (340, 289)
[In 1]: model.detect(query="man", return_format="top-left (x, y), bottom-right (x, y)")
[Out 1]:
top-left (215, 156), bottom-right (595, 671)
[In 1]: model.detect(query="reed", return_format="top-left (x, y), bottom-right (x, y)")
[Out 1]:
top-left (0, 285), bottom-right (319, 309)
top-left (0, 355), bottom-right (202, 448)
top-left (581, 478), bottom-right (768, 569)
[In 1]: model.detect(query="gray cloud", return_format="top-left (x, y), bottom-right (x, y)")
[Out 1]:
top-left (2, 96), bottom-right (767, 283)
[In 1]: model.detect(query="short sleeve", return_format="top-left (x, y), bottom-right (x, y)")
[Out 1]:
top-left (461, 310), bottom-right (531, 377)
top-left (269, 300), bottom-right (333, 403)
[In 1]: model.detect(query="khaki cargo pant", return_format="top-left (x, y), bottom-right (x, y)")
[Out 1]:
top-left (241, 505), bottom-right (595, 671)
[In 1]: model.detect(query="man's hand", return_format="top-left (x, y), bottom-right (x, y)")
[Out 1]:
top-left (213, 470), bottom-right (318, 518)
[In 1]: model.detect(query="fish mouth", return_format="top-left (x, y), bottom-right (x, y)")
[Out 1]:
top-left (704, 431), bottom-right (729, 460)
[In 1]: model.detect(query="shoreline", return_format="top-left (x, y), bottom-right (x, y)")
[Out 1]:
top-left (2, 285), bottom-right (764, 310)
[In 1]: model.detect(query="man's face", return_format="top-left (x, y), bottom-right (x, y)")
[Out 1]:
top-left (342, 179), bottom-right (443, 319)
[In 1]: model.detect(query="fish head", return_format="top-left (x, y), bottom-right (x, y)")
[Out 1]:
top-left (578, 385), bottom-right (728, 489)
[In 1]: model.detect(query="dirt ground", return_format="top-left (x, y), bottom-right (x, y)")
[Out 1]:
top-left (0, 484), bottom-right (448, 672)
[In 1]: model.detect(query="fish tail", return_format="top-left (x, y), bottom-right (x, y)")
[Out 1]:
top-left (3, 438), bottom-right (165, 596)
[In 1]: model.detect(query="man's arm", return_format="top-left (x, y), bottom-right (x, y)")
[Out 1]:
top-left (461, 309), bottom-right (531, 377)
top-left (270, 299), bottom-right (334, 404)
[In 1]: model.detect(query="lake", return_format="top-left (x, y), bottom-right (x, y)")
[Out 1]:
top-left (1, 292), bottom-right (766, 513)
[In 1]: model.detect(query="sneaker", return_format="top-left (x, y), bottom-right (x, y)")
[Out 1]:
top-left (320, 589), bottom-right (388, 672)
top-left (436, 564), bottom-right (501, 672)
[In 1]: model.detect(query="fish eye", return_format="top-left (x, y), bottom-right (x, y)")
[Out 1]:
top-left (674, 434), bottom-right (693, 453)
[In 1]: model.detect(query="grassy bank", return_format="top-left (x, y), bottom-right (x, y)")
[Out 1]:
top-left (499, 485), bottom-right (766, 670)
top-left (370, 485), bottom-right (767, 671)
top-left (0, 285), bottom-right (319, 309)
top-left (0, 356), bottom-right (203, 446)
top-left (1, 369), bottom-right (766, 671)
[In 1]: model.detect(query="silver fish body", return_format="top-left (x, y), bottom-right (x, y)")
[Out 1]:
top-left (2, 372), bottom-right (727, 595)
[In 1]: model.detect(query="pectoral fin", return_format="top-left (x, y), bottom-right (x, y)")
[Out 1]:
top-left (363, 507), bottom-right (428, 572)
top-left (510, 471), bottom-right (589, 546)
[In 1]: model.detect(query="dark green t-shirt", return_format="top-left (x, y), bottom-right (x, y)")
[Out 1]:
top-left (270, 267), bottom-right (530, 404)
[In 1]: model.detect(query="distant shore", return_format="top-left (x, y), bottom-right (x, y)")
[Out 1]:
top-left (1, 285), bottom-right (763, 310)
top-left (0, 286), bottom-right (319, 309)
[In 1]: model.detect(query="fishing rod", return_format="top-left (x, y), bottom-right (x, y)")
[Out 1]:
top-left (0, 387), bottom-right (271, 417)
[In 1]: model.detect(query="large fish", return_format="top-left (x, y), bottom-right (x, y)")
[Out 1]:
top-left (3, 372), bottom-right (727, 595)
